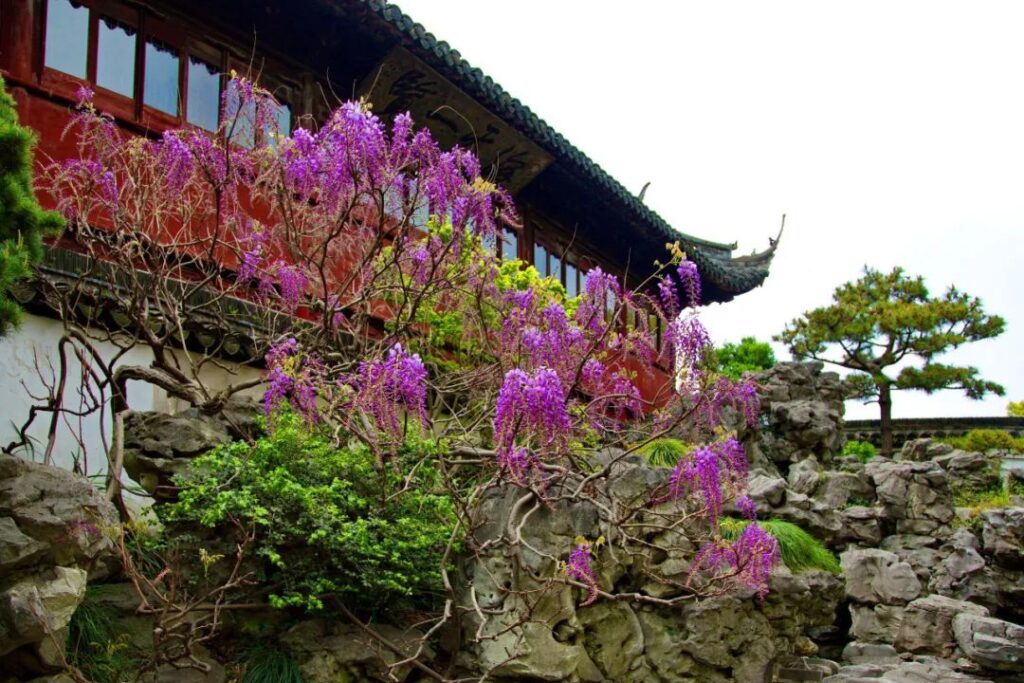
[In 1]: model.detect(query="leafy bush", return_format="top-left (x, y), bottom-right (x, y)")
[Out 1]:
top-left (1008, 400), bottom-right (1024, 417)
top-left (640, 437), bottom-right (693, 468)
top-left (842, 439), bottom-right (877, 463)
top-left (712, 337), bottom-right (776, 380)
top-left (944, 429), bottom-right (1024, 454)
top-left (165, 411), bottom-right (458, 613)
top-left (719, 518), bottom-right (840, 574)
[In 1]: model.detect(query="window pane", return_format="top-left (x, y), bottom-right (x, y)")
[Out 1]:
top-left (44, 0), bottom-right (88, 78)
top-left (144, 39), bottom-right (179, 115)
top-left (224, 77), bottom-right (256, 147)
top-left (550, 250), bottom-right (562, 284)
top-left (533, 242), bottom-right (548, 277)
top-left (96, 17), bottom-right (136, 98)
top-left (565, 262), bottom-right (578, 298)
top-left (501, 228), bottom-right (518, 261)
top-left (187, 57), bottom-right (220, 131)
top-left (271, 100), bottom-right (291, 136)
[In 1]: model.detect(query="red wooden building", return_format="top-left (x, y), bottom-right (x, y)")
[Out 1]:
top-left (1, 0), bottom-right (777, 302)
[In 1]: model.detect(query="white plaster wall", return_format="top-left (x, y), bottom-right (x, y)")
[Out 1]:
top-left (0, 313), bottom-right (263, 481)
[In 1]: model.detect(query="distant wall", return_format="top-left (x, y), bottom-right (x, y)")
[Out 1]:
top-left (844, 416), bottom-right (1024, 449)
top-left (0, 313), bottom-right (262, 478)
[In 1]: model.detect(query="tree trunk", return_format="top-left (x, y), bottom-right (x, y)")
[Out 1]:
top-left (878, 383), bottom-right (894, 457)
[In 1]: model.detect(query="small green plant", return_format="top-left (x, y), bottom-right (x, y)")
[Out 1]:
top-left (242, 644), bottom-right (304, 683)
top-left (639, 437), bottom-right (692, 467)
top-left (842, 439), bottom-right (877, 463)
top-left (845, 495), bottom-right (873, 508)
top-left (165, 410), bottom-right (458, 614)
top-left (719, 518), bottom-right (841, 574)
top-left (954, 477), bottom-right (1024, 518)
top-left (943, 429), bottom-right (1024, 454)
top-left (1008, 400), bottom-right (1024, 417)
top-left (66, 587), bottom-right (142, 683)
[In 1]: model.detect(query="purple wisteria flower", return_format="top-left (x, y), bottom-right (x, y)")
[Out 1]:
top-left (736, 495), bottom-right (758, 520)
top-left (566, 542), bottom-right (599, 606)
top-left (494, 367), bottom-right (571, 471)
top-left (691, 523), bottom-right (780, 599)
top-left (263, 337), bottom-right (322, 422)
top-left (657, 437), bottom-right (752, 523)
top-left (159, 131), bottom-right (194, 196)
top-left (677, 260), bottom-right (701, 308)
top-left (352, 344), bottom-right (429, 439)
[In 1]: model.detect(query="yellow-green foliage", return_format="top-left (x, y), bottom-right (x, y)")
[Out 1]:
top-left (944, 429), bottom-right (1024, 454)
top-left (1008, 400), bottom-right (1024, 417)
top-left (639, 438), bottom-right (693, 468)
top-left (719, 518), bottom-right (841, 574)
top-left (842, 439), bottom-right (877, 463)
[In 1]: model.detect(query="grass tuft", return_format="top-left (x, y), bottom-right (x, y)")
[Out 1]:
top-left (719, 518), bottom-right (841, 574)
top-left (242, 643), bottom-right (305, 683)
top-left (66, 588), bottom-right (141, 683)
top-left (639, 438), bottom-right (692, 468)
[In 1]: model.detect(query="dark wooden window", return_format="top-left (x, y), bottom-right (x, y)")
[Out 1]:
top-left (500, 226), bottom-right (518, 261)
top-left (37, 0), bottom-right (299, 140)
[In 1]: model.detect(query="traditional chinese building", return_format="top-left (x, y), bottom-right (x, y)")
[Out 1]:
top-left (0, 0), bottom-right (777, 467)
top-left (1, 0), bottom-right (776, 301)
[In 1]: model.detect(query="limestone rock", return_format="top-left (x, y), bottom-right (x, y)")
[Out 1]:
top-left (840, 506), bottom-right (882, 545)
top-left (842, 549), bottom-right (922, 605)
top-left (0, 456), bottom-right (118, 577)
top-left (952, 612), bottom-right (1024, 673)
top-left (123, 410), bottom-right (232, 499)
top-left (893, 594), bottom-right (988, 657)
top-left (283, 619), bottom-right (433, 683)
top-left (841, 641), bottom-right (900, 665)
top-left (850, 604), bottom-right (905, 644)
top-left (942, 450), bottom-right (1002, 495)
top-left (899, 438), bottom-right (953, 462)
top-left (867, 459), bottom-right (955, 536)
top-left (980, 508), bottom-right (1024, 569)
top-left (748, 470), bottom-right (787, 507)
top-left (0, 566), bottom-right (86, 657)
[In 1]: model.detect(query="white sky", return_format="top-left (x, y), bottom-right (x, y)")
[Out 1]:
top-left (394, 0), bottom-right (1023, 420)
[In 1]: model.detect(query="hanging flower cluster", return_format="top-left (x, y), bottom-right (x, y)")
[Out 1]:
top-left (565, 541), bottom-right (600, 606)
top-left (494, 368), bottom-right (571, 477)
top-left (658, 436), bottom-right (750, 524)
top-left (263, 338), bottom-right (323, 422)
top-left (691, 523), bottom-right (780, 599)
top-left (350, 344), bottom-right (429, 439)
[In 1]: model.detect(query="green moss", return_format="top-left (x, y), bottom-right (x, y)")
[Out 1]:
top-left (719, 518), bottom-right (841, 574)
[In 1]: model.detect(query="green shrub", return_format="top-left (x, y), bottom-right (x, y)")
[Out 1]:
top-left (842, 440), bottom-right (877, 463)
top-left (1008, 400), bottom-right (1024, 417)
top-left (719, 518), bottom-right (840, 574)
top-left (712, 337), bottom-right (776, 380)
top-left (943, 429), bottom-right (1024, 453)
top-left (639, 437), bottom-right (692, 468)
top-left (165, 411), bottom-right (458, 614)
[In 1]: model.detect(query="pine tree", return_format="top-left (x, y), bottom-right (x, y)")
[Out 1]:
top-left (0, 76), bottom-right (64, 336)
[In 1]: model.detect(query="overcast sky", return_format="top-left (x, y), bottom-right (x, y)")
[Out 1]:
top-left (394, 0), bottom-right (1023, 420)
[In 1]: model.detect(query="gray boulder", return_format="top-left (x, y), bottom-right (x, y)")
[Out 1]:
top-left (0, 456), bottom-right (118, 578)
top-left (952, 612), bottom-right (1024, 673)
top-left (842, 549), bottom-right (922, 605)
top-left (0, 566), bottom-right (86, 657)
top-left (893, 594), bottom-right (988, 657)
top-left (980, 508), bottom-right (1024, 569)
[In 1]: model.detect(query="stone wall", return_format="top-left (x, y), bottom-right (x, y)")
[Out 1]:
top-left (4, 362), bottom-right (1024, 682)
